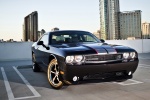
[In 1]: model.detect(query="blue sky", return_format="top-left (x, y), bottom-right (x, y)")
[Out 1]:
top-left (0, 0), bottom-right (150, 40)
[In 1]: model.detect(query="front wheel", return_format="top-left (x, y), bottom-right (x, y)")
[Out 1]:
top-left (47, 59), bottom-right (63, 89)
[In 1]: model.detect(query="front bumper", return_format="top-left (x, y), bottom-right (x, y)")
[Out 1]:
top-left (61, 59), bottom-right (139, 81)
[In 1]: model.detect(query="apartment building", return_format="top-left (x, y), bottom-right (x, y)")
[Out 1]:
top-left (119, 10), bottom-right (142, 39)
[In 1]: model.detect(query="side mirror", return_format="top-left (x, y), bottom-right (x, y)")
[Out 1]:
top-left (37, 41), bottom-right (50, 50)
top-left (100, 39), bottom-right (105, 43)
top-left (37, 41), bottom-right (43, 45)
top-left (46, 47), bottom-right (50, 50)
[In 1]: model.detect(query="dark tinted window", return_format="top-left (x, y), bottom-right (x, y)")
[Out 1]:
top-left (50, 31), bottom-right (100, 44)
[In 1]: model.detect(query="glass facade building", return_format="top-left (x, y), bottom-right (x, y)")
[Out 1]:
top-left (99, 0), bottom-right (120, 40)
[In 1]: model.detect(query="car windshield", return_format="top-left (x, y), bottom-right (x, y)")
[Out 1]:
top-left (50, 31), bottom-right (100, 45)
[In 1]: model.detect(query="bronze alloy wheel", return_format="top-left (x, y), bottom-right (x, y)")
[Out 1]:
top-left (47, 59), bottom-right (63, 89)
top-left (32, 53), bottom-right (40, 72)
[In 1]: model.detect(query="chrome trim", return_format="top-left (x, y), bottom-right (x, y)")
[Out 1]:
top-left (84, 54), bottom-right (123, 63)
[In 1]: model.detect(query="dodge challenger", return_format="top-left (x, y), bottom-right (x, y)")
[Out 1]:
top-left (32, 30), bottom-right (139, 89)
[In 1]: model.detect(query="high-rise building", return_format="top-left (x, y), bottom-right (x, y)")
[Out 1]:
top-left (142, 22), bottom-right (150, 39)
top-left (93, 30), bottom-right (101, 39)
top-left (119, 10), bottom-right (142, 39)
top-left (23, 11), bottom-right (38, 42)
top-left (99, 0), bottom-right (120, 40)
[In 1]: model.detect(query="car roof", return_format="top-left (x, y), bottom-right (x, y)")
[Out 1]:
top-left (48, 30), bottom-right (90, 34)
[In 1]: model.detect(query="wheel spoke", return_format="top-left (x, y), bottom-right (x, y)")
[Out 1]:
top-left (55, 64), bottom-right (58, 72)
top-left (33, 65), bottom-right (35, 69)
top-left (52, 75), bottom-right (57, 83)
top-left (56, 76), bottom-right (60, 82)
top-left (51, 71), bottom-right (55, 74)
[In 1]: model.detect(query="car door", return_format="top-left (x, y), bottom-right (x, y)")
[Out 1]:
top-left (36, 34), bottom-right (50, 71)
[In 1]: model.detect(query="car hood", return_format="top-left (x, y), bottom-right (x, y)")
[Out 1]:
top-left (52, 43), bottom-right (134, 55)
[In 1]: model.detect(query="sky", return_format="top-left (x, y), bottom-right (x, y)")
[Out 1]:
top-left (0, 0), bottom-right (150, 41)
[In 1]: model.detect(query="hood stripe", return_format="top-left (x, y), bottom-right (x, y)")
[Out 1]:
top-left (81, 44), bottom-right (98, 54)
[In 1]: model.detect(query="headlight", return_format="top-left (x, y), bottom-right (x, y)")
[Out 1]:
top-left (123, 53), bottom-right (129, 59)
top-left (74, 55), bottom-right (83, 62)
top-left (130, 52), bottom-right (136, 58)
top-left (66, 56), bottom-right (74, 63)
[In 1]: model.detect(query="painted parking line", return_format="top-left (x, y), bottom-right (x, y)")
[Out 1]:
top-left (1, 67), bottom-right (41, 100)
top-left (1, 67), bottom-right (14, 100)
top-left (13, 66), bottom-right (41, 99)
top-left (114, 79), bottom-right (143, 86)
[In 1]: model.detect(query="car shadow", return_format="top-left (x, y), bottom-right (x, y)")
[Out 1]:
top-left (0, 65), bottom-right (128, 90)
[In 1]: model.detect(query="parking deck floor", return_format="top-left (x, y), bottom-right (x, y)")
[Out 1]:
top-left (0, 53), bottom-right (150, 100)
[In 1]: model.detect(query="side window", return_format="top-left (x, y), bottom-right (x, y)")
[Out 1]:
top-left (83, 35), bottom-right (97, 42)
top-left (40, 35), bottom-right (48, 45)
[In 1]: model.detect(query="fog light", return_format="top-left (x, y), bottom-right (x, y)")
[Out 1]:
top-left (73, 76), bottom-right (78, 82)
top-left (128, 71), bottom-right (132, 75)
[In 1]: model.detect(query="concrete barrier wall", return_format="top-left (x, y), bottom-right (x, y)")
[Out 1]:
top-left (105, 39), bottom-right (150, 53)
top-left (0, 42), bottom-right (33, 61)
top-left (0, 40), bottom-right (150, 61)
top-left (143, 39), bottom-right (150, 53)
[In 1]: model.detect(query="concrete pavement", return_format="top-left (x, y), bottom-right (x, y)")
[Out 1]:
top-left (0, 53), bottom-right (150, 100)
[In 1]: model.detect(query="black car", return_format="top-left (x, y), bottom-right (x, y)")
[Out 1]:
top-left (32, 30), bottom-right (139, 89)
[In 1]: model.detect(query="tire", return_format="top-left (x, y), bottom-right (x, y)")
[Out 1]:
top-left (32, 53), bottom-right (40, 72)
top-left (47, 59), bottom-right (63, 89)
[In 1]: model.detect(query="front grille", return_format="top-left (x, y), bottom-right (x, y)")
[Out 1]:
top-left (85, 54), bottom-right (122, 63)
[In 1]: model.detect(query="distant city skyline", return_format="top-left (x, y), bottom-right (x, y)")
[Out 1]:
top-left (142, 22), bottom-right (150, 39)
top-left (0, 0), bottom-right (150, 40)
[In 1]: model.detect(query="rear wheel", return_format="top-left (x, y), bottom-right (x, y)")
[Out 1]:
top-left (32, 53), bottom-right (40, 72)
top-left (47, 59), bottom-right (63, 89)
